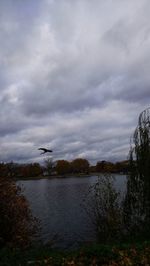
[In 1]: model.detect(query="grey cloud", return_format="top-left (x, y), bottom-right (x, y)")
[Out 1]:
top-left (0, 0), bottom-right (150, 163)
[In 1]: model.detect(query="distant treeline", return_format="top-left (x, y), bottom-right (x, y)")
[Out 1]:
top-left (0, 159), bottom-right (129, 178)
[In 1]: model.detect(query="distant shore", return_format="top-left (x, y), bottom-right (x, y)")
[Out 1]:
top-left (15, 172), bottom-right (126, 181)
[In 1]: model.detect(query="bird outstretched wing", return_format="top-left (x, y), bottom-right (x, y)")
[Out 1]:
top-left (38, 148), bottom-right (47, 152)
top-left (38, 148), bottom-right (53, 153)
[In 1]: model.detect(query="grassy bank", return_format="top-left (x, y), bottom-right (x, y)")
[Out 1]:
top-left (1, 241), bottom-right (150, 265)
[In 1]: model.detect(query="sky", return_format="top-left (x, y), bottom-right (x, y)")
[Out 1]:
top-left (0, 0), bottom-right (150, 165)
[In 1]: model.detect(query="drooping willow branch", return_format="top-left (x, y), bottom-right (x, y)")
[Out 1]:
top-left (124, 107), bottom-right (150, 234)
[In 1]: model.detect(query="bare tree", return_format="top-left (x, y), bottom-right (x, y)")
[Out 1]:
top-left (44, 158), bottom-right (55, 176)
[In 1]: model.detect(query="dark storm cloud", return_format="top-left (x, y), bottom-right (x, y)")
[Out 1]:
top-left (0, 0), bottom-right (150, 163)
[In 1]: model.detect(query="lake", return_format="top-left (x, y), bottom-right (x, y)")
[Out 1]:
top-left (17, 174), bottom-right (126, 248)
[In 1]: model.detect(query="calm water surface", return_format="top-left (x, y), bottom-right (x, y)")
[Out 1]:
top-left (17, 175), bottom-right (126, 248)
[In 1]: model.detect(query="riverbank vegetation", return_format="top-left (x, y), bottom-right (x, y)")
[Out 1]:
top-left (82, 174), bottom-right (123, 244)
top-left (123, 107), bottom-right (150, 240)
top-left (82, 108), bottom-right (150, 246)
top-left (1, 241), bottom-right (150, 265)
top-left (0, 159), bottom-right (129, 180)
top-left (0, 176), bottom-right (38, 249)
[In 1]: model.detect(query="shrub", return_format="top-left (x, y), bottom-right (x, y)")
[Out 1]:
top-left (83, 174), bottom-right (123, 243)
top-left (0, 176), bottom-right (38, 249)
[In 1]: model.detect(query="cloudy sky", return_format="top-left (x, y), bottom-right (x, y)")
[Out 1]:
top-left (0, 0), bottom-right (150, 165)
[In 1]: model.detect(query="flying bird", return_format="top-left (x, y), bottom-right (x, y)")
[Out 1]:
top-left (38, 148), bottom-right (53, 155)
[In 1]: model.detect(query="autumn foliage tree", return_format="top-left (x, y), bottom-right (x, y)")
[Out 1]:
top-left (55, 160), bottom-right (71, 175)
top-left (0, 176), bottom-right (38, 249)
top-left (20, 163), bottom-right (42, 178)
top-left (71, 158), bottom-right (89, 174)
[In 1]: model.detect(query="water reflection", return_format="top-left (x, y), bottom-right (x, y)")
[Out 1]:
top-left (17, 175), bottom-right (126, 248)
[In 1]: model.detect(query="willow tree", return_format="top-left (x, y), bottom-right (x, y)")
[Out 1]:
top-left (124, 107), bottom-right (150, 237)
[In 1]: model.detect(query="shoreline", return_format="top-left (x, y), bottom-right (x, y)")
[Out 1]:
top-left (14, 172), bottom-right (126, 181)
